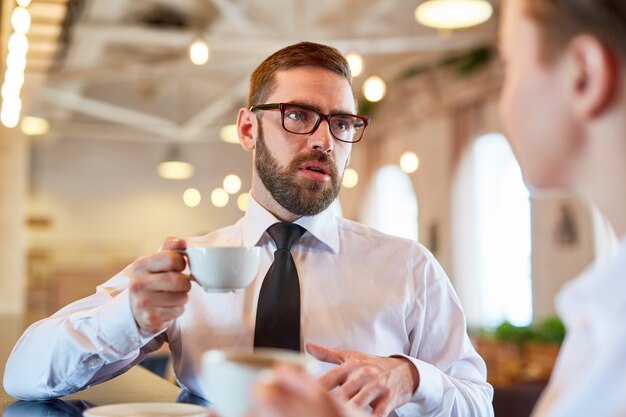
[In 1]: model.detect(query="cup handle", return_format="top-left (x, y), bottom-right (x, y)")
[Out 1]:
top-left (174, 249), bottom-right (195, 282)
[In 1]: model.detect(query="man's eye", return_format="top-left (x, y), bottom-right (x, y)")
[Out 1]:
top-left (286, 111), bottom-right (307, 121)
top-left (333, 117), bottom-right (353, 131)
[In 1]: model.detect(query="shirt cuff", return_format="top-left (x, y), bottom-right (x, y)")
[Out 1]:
top-left (96, 288), bottom-right (164, 355)
top-left (395, 354), bottom-right (444, 413)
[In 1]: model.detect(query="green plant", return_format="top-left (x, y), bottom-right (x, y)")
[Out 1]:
top-left (491, 317), bottom-right (566, 346)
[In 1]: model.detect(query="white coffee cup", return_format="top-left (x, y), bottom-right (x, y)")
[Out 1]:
top-left (202, 348), bottom-right (316, 417)
top-left (181, 244), bottom-right (261, 292)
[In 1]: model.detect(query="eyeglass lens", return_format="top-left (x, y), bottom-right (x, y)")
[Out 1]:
top-left (282, 105), bottom-right (365, 143)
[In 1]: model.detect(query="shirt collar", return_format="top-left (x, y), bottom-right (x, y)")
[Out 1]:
top-left (242, 194), bottom-right (339, 254)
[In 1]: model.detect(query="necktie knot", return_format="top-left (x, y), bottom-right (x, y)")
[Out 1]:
top-left (267, 222), bottom-right (306, 251)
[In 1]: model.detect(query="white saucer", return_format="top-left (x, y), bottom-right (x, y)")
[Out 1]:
top-left (83, 402), bottom-right (210, 417)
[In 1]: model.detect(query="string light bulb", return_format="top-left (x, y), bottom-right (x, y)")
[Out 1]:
top-left (346, 52), bottom-right (364, 77)
top-left (189, 38), bottom-right (210, 65)
top-left (363, 76), bottom-right (386, 102)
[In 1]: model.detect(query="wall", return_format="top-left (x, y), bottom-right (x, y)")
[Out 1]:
top-left (0, 129), bottom-right (28, 314)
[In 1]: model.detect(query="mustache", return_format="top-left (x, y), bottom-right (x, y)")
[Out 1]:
top-left (289, 151), bottom-right (338, 178)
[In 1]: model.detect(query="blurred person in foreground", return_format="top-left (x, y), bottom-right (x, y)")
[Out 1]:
top-left (4, 41), bottom-right (493, 417)
top-left (248, 1), bottom-right (626, 417)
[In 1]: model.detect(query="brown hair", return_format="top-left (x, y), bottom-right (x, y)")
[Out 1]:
top-left (522, 0), bottom-right (626, 61)
top-left (248, 41), bottom-right (353, 107)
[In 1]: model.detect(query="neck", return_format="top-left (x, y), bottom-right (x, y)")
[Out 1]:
top-left (576, 101), bottom-right (626, 237)
top-left (250, 174), bottom-right (302, 223)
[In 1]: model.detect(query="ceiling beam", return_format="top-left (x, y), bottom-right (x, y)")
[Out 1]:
top-left (179, 75), bottom-right (249, 141)
top-left (39, 87), bottom-right (182, 140)
top-left (68, 22), bottom-right (492, 56)
top-left (206, 0), bottom-right (260, 36)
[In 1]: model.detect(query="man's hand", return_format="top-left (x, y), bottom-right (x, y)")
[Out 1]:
top-left (128, 237), bottom-right (191, 333)
top-left (306, 342), bottom-right (420, 417)
top-left (250, 363), bottom-right (366, 417)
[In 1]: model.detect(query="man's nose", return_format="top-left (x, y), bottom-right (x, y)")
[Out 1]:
top-left (307, 119), bottom-right (334, 154)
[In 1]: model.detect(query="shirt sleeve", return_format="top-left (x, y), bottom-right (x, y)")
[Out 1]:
top-left (3, 271), bottom-right (166, 400)
top-left (396, 246), bottom-right (494, 417)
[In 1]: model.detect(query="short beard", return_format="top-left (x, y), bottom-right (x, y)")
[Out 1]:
top-left (255, 121), bottom-right (342, 216)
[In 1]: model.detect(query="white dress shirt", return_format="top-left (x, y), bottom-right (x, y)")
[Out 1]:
top-left (4, 196), bottom-right (493, 417)
top-left (531, 235), bottom-right (626, 417)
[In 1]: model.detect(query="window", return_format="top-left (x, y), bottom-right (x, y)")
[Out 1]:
top-left (361, 165), bottom-right (418, 241)
top-left (452, 133), bottom-right (532, 327)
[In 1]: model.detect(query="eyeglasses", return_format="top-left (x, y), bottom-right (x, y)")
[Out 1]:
top-left (249, 103), bottom-right (370, 144)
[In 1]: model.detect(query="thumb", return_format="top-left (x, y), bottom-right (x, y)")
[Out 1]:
top-left (162, 236), bottom-right (187, 251)
top-left (306, 342), bottom-right (347, 365)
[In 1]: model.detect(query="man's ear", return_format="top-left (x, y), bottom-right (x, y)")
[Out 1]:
top-left (237, 108), bottom-right (257, 151)
top-left (567, 35), bottom-right (619, 119)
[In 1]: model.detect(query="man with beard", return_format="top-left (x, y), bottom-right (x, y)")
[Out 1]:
top-left (4, 42), bottom-right (493, 417)
top-left (241, 1), bottom-right (626, 417)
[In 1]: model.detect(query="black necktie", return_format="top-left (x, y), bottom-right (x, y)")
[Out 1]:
top-left (254, 222), bottom-right (306, 351)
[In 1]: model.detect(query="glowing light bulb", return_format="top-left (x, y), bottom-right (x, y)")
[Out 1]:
top-left (189, 38), bottom-right (210, 65)
top-left (237, 193), bottom-right (249, 212)
top-left (223, 174), bottom-right (242, 194)
top-left (11, 7), bottom-right (31, 34)
top-left (363, 76), bottom-right (386, 102)
top-left (415, 0), bottom-right (493, 29)
top-left (346, 52), bottom-right (363, 77)
top-left (219, 124), bottom-right (239, 144)
top-left (400, 152), bottom-right (420, 174)
top-left (342, 168), bottom-right (359, 188)
top-left (183, 188), bottom-right (202, 207)
top-left (211, 188), bottom-right (229, 207)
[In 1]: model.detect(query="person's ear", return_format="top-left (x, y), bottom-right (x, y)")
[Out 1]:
top-left (567, 35), bottom-right (618, 119)
top-left (237, 108), bottom-right (257, 152)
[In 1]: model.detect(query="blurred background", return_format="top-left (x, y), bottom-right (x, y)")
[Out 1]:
top-left (0, 0), bottom-right (620, 406)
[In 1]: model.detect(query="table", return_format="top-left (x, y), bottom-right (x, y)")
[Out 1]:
top-left (0, 314), bottom-right (204, 416)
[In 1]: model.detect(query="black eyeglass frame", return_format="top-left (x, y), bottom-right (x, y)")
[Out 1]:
top-left (249, 102), bottom-right (370, 144)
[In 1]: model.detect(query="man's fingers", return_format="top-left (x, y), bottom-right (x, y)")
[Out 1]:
top-left (306, 342), bottom-right (347, 365)
top-left (348, 383), bottom-right (384, 409)
top-left (370, 395), bottom-right (394, 417)
top-left (134, 272), bottom-right (192, 293)
top-left (145, 251), bottom-right (187, 273)
top-left (162, 236), bottom-right (186, 251)
top-left (317, 364), bottom-right (352, 391)
top-left (336, 370), bottom-right (372, 401)
top-left (272, 364), bottom-right (319, 400)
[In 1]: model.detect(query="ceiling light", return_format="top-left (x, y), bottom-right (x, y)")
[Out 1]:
top-left (223, 174), bottom-right (242, 194)
top-left (17, 0), bottom-right (32, 7)
top-left (219, 124), bottom-right (239, 144)
top-left (183, 188), bottom-right (202, 207)
top-left (11, 7), bottom-right (31, 34)
top-left (8, 33), bottom-right (28, 54)
top-left (157, 146), bottom-right (194, 180)
top-left (0, 98), bottom-right (21, 128)
top-left (2, 83), bottom-right (21, 99)
top-left (189, 38), bottom-right (210, 66)
top-left (211, 188), bottom-right (229, 208)
top-left (20, 116), bottom-right (49, 136)
top-left (6, 51), bottom-right (27, 71)
top-left (4, 68), bottom-right (24, 88)
top-left (346, 52), bottom-right (363, 77)
top-left (400, 151), bottom-right (420, 174)
top-left (415, 0), bottom-right (493, 29)
top-left (237, 193), bottom-right (249, 212)
top-left (342, 168), bottom-right (359, 188)
top-left (363, 76), bottom-right (386, 102)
